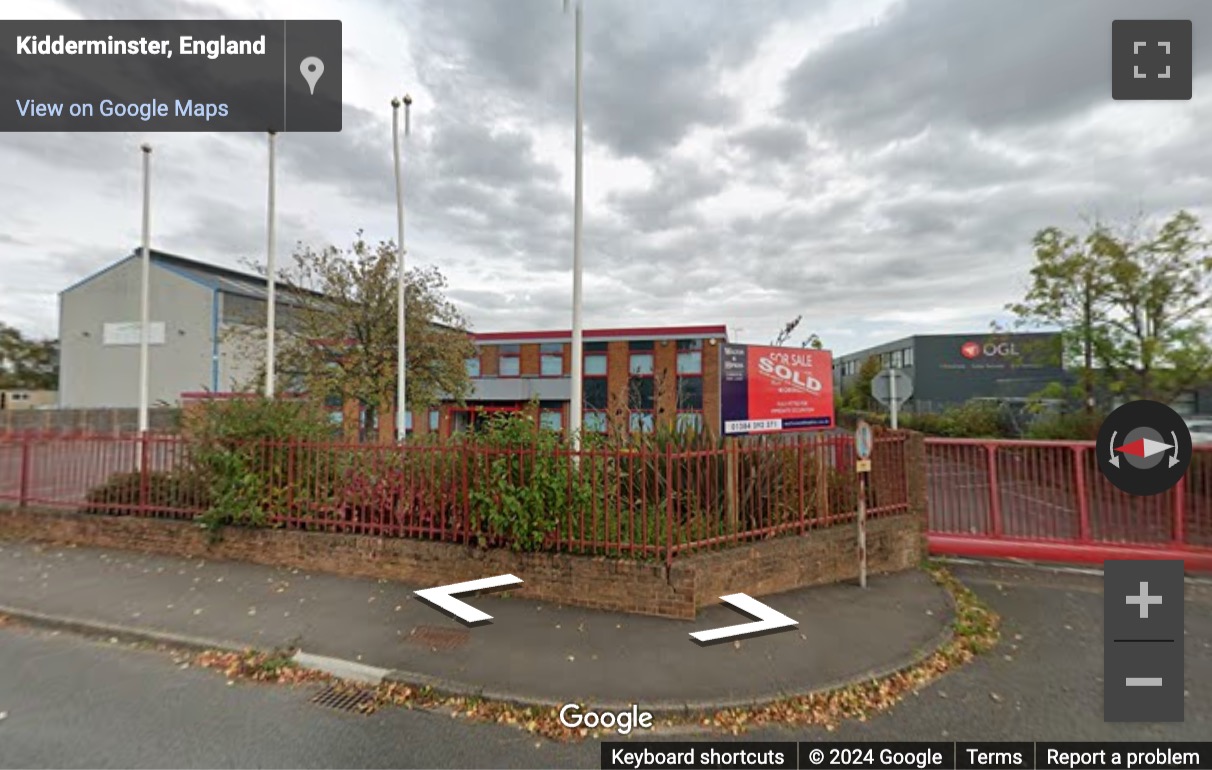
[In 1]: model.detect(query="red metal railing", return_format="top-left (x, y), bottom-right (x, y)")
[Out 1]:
top-left (0, 431), bottom-right (910, 564)
top-left (926, 438), bottom-right (1212, 570)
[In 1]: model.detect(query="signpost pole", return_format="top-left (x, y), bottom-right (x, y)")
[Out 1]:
top-left (858, 471), bottom-right (867, 588)
top-left (854, 420), bottom-right (873, 589)
top-left (889, 368), bottom-right (899, 430)
top-left (725, 439), bottom-right (739, 530)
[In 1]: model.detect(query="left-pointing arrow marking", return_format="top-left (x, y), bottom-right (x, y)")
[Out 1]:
top-left (414, 574), bottom-right (523, 626)
top-left (689, 593), bottom-right (798, 645)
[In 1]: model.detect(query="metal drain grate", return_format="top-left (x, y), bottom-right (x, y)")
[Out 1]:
top-left (407, 624), bottom-right (471, 650)
top-left (311, 684), bottom-right (376, 713)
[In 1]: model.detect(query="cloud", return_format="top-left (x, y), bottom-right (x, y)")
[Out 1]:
top-left (3, 0), bottom-right (1212, 362)
top-left (780, 0), bottom-right (1212, 146)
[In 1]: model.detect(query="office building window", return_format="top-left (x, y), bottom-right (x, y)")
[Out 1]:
top-left (499, 344), bottom-right (520, 377)
top-left (891, 350), bottom-right (903, 368)
top-left (629, 352), bottom-right (654, 376)
top-left (465, 354), bottom-right (481, 377)
top-left (676, 412), bottom-right (703, 431)
top-left (584, 378), bottom-right (608, 410)
top-left (629, 377), bottom-right (654, 432)
top-left (540, 409), bottom-right (563, 431)
top-left (678, 376), bottom-right (703, 410)
top-left (628, 341), bottom-right (655, 431)
top-left (540, 343), bottom-right (563, 377)
top-left (584, 345), bottom-right (608, 431)
top-left (677, 343), bottom-right (703, 431)
top-left (584, 411), bottom-right (608, 433)
top-left (676, 339), bottom-right (702, 374)
top-left (904, 347), bottom-right (914, 367)
top-left (585, 351), bottom-right (607, 376)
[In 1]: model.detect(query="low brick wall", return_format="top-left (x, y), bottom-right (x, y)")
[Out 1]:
top-left (0, 508), bottom-right (922, 618)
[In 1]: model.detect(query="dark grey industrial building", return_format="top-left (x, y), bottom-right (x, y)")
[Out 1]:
top-left (833, 332), bottom-right (1212, 416)
top-left (832, 332), bottom-right (1071, 413)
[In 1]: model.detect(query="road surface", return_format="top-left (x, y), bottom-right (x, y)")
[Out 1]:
top-left (1, 564), bottom-right (1207, 768)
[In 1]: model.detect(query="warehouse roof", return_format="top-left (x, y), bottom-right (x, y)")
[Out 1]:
top-left (60, 248), bottom-right (322, 303)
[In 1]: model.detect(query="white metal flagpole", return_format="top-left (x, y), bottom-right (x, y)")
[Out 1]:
top-left (138, 143), bottom-right (152, 436)
top-left (567, 0), bottom-right (585, 449)
top-left (265, 130), bottom-right (278, 398)
top-left (392, 95), bottom-right (411, 442)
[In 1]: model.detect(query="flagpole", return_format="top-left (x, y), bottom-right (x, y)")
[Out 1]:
top-left (138, 143), bottom-right (152, 436)
top-left (265, 130), bottom-right (278, 398)
top-left (565, 0), bottom-right (585, 449)
top-left (392, 95), bottom-right (411, 442)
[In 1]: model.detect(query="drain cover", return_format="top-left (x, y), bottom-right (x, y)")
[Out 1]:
top-left (311, 684), bottom-right (376, 714)
top-left (408, 624), bottom-right (470, 650)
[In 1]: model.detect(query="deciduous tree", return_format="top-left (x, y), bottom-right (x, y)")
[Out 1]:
top-left (230, 233), bottom-right (475, 433)
top-left (1010, 211), bottom-right (1212, 407)
top-left (0, 322), bottom-right (58, 390)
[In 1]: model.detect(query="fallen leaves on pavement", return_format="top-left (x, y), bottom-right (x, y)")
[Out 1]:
top-left (187, 564), bottom-right (999, 742)
top-left (193, 648), bottom-right (330, 685)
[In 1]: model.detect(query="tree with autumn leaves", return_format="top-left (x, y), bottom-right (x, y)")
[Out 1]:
top-left (1008, 210), bottom-right (1212, 411)
top-left (0, 322), bottom-right (58, 390)
top-left (230, 233), bottom-right (475, 432)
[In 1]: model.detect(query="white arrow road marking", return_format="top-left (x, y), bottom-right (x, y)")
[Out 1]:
top-left (689, 593), bottom-right (798, 644)
top-left (414, 574), bottom-right (523, 625)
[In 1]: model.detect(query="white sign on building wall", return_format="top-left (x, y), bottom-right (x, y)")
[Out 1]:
top-left (102, 322), bottom-right (166, 346)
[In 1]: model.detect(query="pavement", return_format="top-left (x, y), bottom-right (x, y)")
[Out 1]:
top-left (0, 538), bottom-right (953, 710)
top-left (0, 562), bottom-right (1207, 769)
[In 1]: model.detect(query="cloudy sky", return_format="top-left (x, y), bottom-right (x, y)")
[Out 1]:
top-left (3, 0), bottom-right (1211, 356)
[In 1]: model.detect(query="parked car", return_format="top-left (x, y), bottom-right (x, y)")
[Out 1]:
top-left (1185, 417), bottom-right (1212, 446)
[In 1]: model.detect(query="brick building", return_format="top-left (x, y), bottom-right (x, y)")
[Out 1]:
top-left (366, 324), bottom-right (730, 441)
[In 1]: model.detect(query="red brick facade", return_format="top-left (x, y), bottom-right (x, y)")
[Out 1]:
top-left (365, 325), bottom-right (730, 441)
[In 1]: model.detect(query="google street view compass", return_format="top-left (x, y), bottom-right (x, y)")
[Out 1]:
top-left (1097, 400), bottom-right (1192, 496)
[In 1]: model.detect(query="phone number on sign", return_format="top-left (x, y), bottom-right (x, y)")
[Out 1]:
top-left (725, 419), bottom-right (782, 433)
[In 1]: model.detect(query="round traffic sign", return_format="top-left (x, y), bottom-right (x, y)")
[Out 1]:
top-left (855, 420), bottom-right (873, 460)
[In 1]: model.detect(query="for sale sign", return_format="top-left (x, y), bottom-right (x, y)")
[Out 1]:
top-left (720, 344), bottom-right (835, 436)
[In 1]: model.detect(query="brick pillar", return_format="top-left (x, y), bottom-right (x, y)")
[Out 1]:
top-left (904, 430), bottom-right (928, 559)
top-left (520, 344), bottom-right (540, 376)
top-left (606, 341), bottom-right (630, 436)
top-left (654, 340), bottom-right (677, 431)
top-left (480, 346), bottom-right (499, 376)
top-left (702, 339), bottom-right (721, 436)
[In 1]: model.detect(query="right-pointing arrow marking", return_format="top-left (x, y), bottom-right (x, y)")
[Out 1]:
top-left (414, 574), bottom-right (523, 626)
top-left (689, 593), bottom-right (798, 645)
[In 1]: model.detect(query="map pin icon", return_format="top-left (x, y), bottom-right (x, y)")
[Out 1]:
top-left (300, 56), bottom-right (324, 95)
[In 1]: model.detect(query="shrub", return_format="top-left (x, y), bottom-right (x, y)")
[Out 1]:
top-left (1024, 411), bottom-right (1103, 441)
top-left (182, 396), bottom-right (344, 531)
top-left (327, 445), bottom-right (464, 535)
top-left (466, 411), bottom-right (594, 551)
top-left (81, 470), bottom-right (211, 517)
